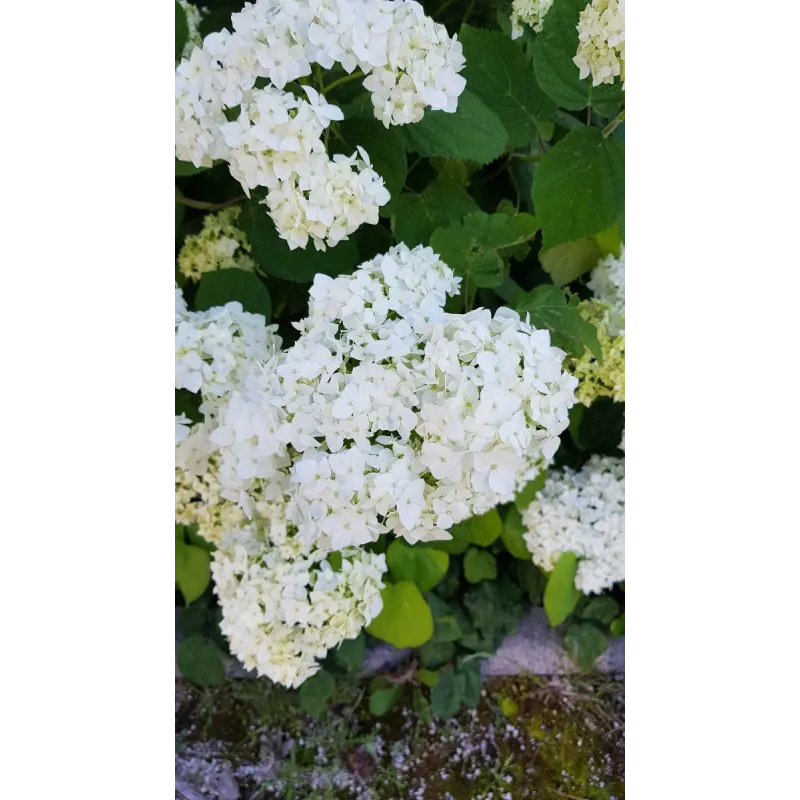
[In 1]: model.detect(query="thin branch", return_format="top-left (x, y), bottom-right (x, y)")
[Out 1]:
top-left (433, 0), bottom-right (457, 17)
top-left (510, 153), bottom-right (543, 163)
top-left (602, 109), bottom-right (625, 138)
top-left (322, 70), bottom-right (365, 94)
top-left (176, 193), bottom-right (246, 212)
top-left (461, 0), bottom-right (476, 26)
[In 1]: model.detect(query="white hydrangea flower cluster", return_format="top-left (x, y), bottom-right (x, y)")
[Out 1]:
top-left (573, 0), bottom-right (625, 88)
top-left (587, 245), bottom-right (625, 336)
top-left (211, 243), bottom-right (579, 550)
top-left (523, 455), bottom-right (624, 595)
top-left (177, 0), bottom-right (205, 59)
top-left (510, 0), bottom-right (554, 38)
top-left (212, 501), bottom-right (386, 687)
top-left (175, 0), bottom-right (466, 250)
top-left (175, 296), bottom-right (280, 408)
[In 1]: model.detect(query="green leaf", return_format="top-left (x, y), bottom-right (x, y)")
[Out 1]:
top-left (460, 25), bottom-right (555, 148)
top-left (195, 268), bottom-right (272, 320)
top-left (569, 397), bottom-right (625, 452)
top-left (533, 127), bottom-right (624, 249)
top-left (299, 670), bottom-right (335, 719)
top-left (369, 685), bottom-right (404, 717)
top-left (387, 541), bottom-right (449, 593)
top-left (464, 581), bottom-right (525, 649)
top-left (393, 172), bottom-right (480, 248)
top-left (565, 622), bottom-right (609, 669)
top-left (543, 551), bottom-right (581, 627)
top-left (432, 521), bottom-right (472, 555)
top-left (500, 506), bottom-right (530, 560)
top-left (430, 667), bottom-right (462, 718)
top-left (610, 613), bottom-right (625, 638)
top-left (175, 158), bottom-right (206, 177)
top-left (175, 1), bottom-right (189, 61)
top-left (517, 561), bottom-right (546, 605)
top-left (333, 635), bottom-right (365, 673)
top-left (397, 90), bottom-right (508, 165)
top-left (468, 509), bottom-right (503, 547)
top-left (533, 0), bottom-right (624, 114)
top-left (593, 222), bottom-right (623, 258)
top-left (463, 548), bottom-right (498, 584)
top-left (430, 211), bottom-right (539, 289)
top-left (419, 641), bottom-right (455, 670)
top-left (517, 285), bottom-right (602, 360)
top-left (412, 687), bottom-right (432, 723)
top-left (426, 595), bottom-right (464, 643)
top-left (367, 582), bottom-right (434, 649)
top-left (456, 659), bottom-right (482, 709)
top-left (177, 637), bottom-right (225, 686)
top-left (581, 596), bottom-right (620, 626)
top-left (240, 200), bottom-right (361, 282)
top-left (540, 238), bottom-right (602, 286)
top-left (175, 540), bottom-right (211, 605)
top-left (331, 118), bottom-right (407, 214)
top-left (176, 388), bottom-right (203, 424)
top-left (418, 669), bottom-right (440, 689)
top-left (514, 471), bottom-right (547, 512)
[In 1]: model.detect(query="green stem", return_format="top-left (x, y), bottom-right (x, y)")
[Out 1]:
top-left (321, 70), bottom-right (365, 94)
top-left (433, 0), bottom-right (457, 17)
top-left (175, 193), bottom-right (246, 211)
top-left (461, 0), bottom-right (476, 26)
top-left (602, 109), bottom-right (625, 138)
top-left (314, 63), bottom-right (324, 92)
top-left (510, 153), bottom-right (543, 163)
top-left (495, 275), bottom-right (526, 307)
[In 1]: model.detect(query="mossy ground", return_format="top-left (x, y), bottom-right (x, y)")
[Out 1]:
top-left (175, 674), bottom-right (624, 799)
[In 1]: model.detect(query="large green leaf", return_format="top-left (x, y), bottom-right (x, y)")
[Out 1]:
top-left (331, 118), bottom-right (407, 214)
top-left (540, 237), bottom-right (602, 286)
top-left (430, 211), bottom-right (539, 289)
top-left (195, 268), bottom-right (272, 320)
top-left (369, 685), bottom-right (404, 717)
top-left (565, 622), bottom-right (609, 669)
top-left (175, 539), bottom-right (211, 605)
top-left (393, 172), bottom-right (480, 248)
top-left (240, 199), bottom-right (362, 283)
top-left (460, 25), bottom-right (555, 147)
top-left (433, 521), bottom-right (472, 555)
top-left (533, 127), bottom-right (624, 249)
top-left (386, 540), bottom-right (449, 593)
top-left (500, 506), bottom-right (530, 560)
top-left (532, 0), bottom-right (624, 114)
top-left (543, 551), bottom-right (581, 627)
top-left (514, 471), bottom-right (547, 512)
top-left (299, 669), bottom-right (335, 719)
top-left (367, 581), bottom-right (434, 649)
top-left (177, 637), bottom-right (225, 686)
top-left (467, 508), bottom-right (503, 547)
top-left (430, 667), bottom-right (461, 718)
top-left (419, 641), bottom-right (455, 670)
top-left (581, 596), bottom-right (620, 625)
top-left (175, 158), bottom-right (207, 177)
top-left (397, 90), bottom-right (508, 165)
top-left (517, 285), bottom-right (602, 359)
top-left (332, 634), bottom-right (365, 673)
top-left (463, 548), bottom-right (498, 583)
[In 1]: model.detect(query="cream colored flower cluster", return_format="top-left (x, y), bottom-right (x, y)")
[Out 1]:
top-left (587, 245), bottom-right (624, 336)
top-left (211, 501), bottom-right (386, 687)
top-left (177, 207), bottom-right (255, 282)
top-left (523, 455), bottom-right (624, 594)
top-left (573, 0), bottom-right (625, 88)
top-left (572, 299), bottom-right (625, 407)
top-left (510, 0), bottom-right (554, 38)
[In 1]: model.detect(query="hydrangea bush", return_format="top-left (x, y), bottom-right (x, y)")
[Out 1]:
top-left (175, 0), bottom-right (625, 712)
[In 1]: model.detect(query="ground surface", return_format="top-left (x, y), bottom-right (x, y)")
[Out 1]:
top-left (176, 673), bottom-right (624, 800)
